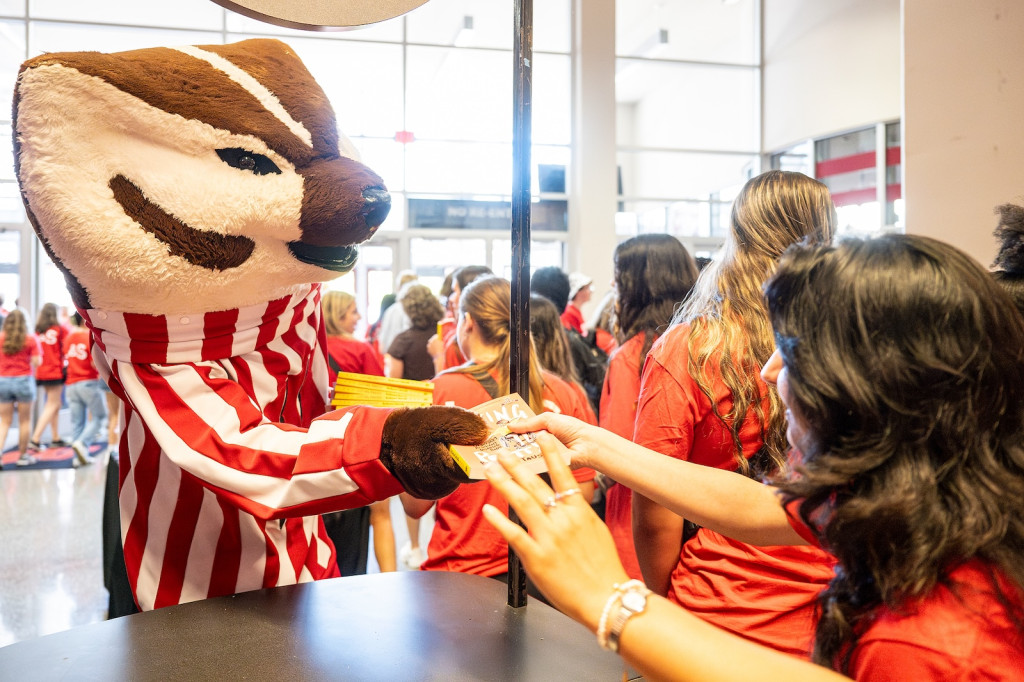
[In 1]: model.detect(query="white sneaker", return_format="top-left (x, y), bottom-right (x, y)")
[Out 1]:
top-left (399, 541), bottom-right (426, 569)
top-left (71, 441), bottom-right (91, 467)
top-left (16, 453), bottom-right (38, 467)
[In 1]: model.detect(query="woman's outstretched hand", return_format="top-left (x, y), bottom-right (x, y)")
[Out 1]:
top-left (482, 431), bottom-right (629, 631)
top-left (504, 412), bottom-right (604, 470)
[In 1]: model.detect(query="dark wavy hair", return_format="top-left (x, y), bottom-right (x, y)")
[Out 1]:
top-left (764, 234), bottom-right (1024, 672)
top-left (614, 234), bottom-right (698, 377)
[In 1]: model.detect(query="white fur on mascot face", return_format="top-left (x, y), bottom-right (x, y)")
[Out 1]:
top-left (13, 38), bottom-right (389, 315)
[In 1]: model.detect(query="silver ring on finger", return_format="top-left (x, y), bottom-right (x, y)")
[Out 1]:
top-left (553, 487), bottom-right (581, 503)
top-left (543, 496), bottom-right (559, 512)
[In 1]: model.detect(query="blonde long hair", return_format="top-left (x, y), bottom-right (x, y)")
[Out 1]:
top-left (451, 276), bottom-right (546, 414)
top-left (673, 170), bottom-right (836, 476)
top-left (322, 290), bottom-right (355, 338)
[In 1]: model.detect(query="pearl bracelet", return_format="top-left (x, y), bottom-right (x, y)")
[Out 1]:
top-left (596, 579), bottom-right (648, 652)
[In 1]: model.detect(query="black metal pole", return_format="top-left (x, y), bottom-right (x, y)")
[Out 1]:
top-left (507, 0), bottom-right (532, 609)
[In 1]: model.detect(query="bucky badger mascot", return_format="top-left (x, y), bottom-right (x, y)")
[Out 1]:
top-left (13, 39), bottom-right (485, 610)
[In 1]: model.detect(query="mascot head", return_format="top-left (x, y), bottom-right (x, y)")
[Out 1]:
top-left (13, 38), bottom-right (389, 315)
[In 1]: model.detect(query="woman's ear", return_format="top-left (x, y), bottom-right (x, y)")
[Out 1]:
top-left (461, 312), bottom-right (474, 333)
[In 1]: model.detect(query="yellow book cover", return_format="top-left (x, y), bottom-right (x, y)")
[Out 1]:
top-left (447, 393), bottom-right (565, 479)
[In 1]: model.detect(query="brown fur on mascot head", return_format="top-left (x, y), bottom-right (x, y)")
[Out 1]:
top-left (13, 38), bottom-right (484, 610)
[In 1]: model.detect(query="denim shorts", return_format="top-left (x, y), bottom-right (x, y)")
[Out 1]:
top-left (0, 374), bottom-right (37, 403)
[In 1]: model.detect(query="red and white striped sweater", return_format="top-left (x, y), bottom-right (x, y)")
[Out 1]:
top-left (84, 284), bottom-right (403, 610)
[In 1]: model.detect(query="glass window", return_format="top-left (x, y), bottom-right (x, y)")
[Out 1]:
top-left (406, 140), bottom-right (511, 195)
top-left (616, 0), bottom-right (757, 65)
top-left (533, 53), bottom-right (571, 146)
top-left (29, 21), bottom-right (221, 54)
top-left (491, 239), bottom-right (563, 280)
top-left (0, 183), bottom-right (25, 223)
top-left (406, 0), bottom-right (511, 50)
top-left (0, 1), bottom-right (24, 15)
top-left (0, 20), bottom-right (25, 98)
top-left (410, 236), bottom-right (487, 274)
top-left (616, 60), bottom-right (758, 152)
top-left (257, 36), bottom-right (405, 139)
top-left (617, 150), bottom-right (755, 201)
top-left (406, 45), bottom-right (510, 143)
top-left (0, 229), bottom-right (20, 308)
top-left (30, 0), bottom-right (225, 31)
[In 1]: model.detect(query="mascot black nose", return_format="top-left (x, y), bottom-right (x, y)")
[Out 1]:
top-left (361, 187), bottom-right (391, 229)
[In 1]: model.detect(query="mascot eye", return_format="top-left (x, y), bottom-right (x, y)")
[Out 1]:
top-left (216, 148), bottom-right (281, 176)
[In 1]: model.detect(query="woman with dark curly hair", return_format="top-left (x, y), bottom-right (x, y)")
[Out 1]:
top-left (385, 283), bottom-right (445, 382)
top-left (482, 233), bottom-right (1024, 680)
top-left (600, 233), bottom-right (698, 580)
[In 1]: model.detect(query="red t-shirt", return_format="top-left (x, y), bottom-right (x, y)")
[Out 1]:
top-left (598, 333), bottom-right (646, 580)
top-left (784, 508), bottom-right (1024, 679)
top-left (560, 304), bottom-right (585, 334)
top-left (634, 322), bottom-right (835, 658)
top-left (0, 332), bottom-right (41, 376)
top-left (422, 369), bottom-right (596, 577)
top-left (325, 335), bottom-right (384, 387)
top-left (63, 328), bottom-right (99, 384)
top-left (594, 327), bottom-right (618, 355)
top-left (35, 324), bottom-right (67, 381)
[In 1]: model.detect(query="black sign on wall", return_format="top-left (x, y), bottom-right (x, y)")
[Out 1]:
top-left (408, 198), bottom-right (567, 232)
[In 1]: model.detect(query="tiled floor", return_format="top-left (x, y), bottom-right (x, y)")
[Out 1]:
top-left (0, 411), bottom-right (432, 649)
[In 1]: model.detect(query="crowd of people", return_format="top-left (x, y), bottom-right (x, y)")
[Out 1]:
top-left (318, 169), bottom-right (1024, 680)
top-left (0, 303), bottom-right (116, 469)
top-left (7, 167), bottom-right (1023, 678)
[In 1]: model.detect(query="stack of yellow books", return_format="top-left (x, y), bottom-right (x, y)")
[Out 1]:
top-left (331, 372), bottom-right (434, 408)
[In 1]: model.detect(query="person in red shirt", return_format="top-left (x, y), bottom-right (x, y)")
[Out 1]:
top-left (323, 290), bottom-right (384, 384)
top-left (63, 312), bottom-right (105, 466)
top-left (320, 290), bottom-right (394, 575)
top-left (561, 272), bottom-right (593, 335)
top-left (0, 309), bottom-right (41, 467)
top-left (29, 302), bottom-right (68, 450)
top-left (599, 234), bottom-right (698, 580)
top-left (528, 294), bottom-right (595, 423)
top-left (483, 233), bottom-right (1024, 681)
top-left (402, 276), bottom-right (596, 597)
top-left (428, 264), bottom-right (493, 374)
top-left (632, 170), bottom-right (838, 658)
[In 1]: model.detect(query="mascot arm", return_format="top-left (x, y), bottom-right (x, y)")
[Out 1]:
top-left (114, 361), bottom-right (484, 520)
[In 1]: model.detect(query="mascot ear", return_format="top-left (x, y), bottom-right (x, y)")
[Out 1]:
top-left (380, 406), bottom-right (488, 499)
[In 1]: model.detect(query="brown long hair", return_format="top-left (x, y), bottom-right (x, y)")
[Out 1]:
top-left (2, 309), bottom-right (29, 356)
top-left (450, 276), bottom-right (546, 414)
top-left (673, 170), bottom-right (836, 477)
top-left (34, 302), bottom-right (59, 334)
top-left (614, 233), bottom-right (699, 377)
top-left (766, 235), bottom-right (1024, 672)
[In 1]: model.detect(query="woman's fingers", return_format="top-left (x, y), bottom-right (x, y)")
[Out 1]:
top-left (530, 432), bottom-right (581, 497)
top-left (484, 456), bottom-right (552, 530)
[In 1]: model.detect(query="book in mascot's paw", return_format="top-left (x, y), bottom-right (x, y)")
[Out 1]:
top-left (448, 393), bottom-right (566, 479)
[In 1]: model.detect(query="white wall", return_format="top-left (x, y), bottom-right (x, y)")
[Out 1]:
top-left (903, 0), bottom-right (1024, 266)
top-left (762, 0), bottom-right (901, 151)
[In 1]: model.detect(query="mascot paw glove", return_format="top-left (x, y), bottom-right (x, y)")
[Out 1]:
top-left (380, 406), bottom-right (488, 499)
